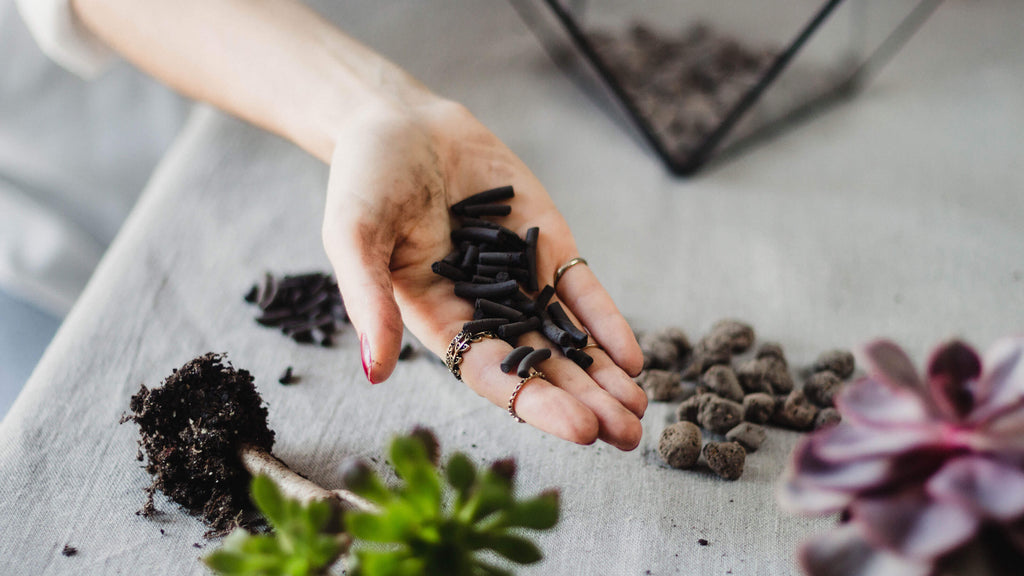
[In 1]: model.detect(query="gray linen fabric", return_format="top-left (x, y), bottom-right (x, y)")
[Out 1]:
top-left (2, 1), bottom-right (1023, 575)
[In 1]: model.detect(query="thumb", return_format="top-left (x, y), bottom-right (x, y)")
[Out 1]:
top-left (323, 218), bottom-right (404, 385)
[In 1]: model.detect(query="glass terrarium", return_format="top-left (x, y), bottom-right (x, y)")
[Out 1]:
top-left (510, 0), bottom-right (944, 175)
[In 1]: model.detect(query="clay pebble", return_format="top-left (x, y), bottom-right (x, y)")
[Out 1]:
top-left (755, 342), bottom-right (788, 368)
top-left (703, 441), bottom-right (746, 480)
top-left (676, 392), bottom-right (716, 424)
top-left (658, 421), bottom-right (702, 469)
top-left (698, 396), bottom-right (744, 434)
top-left (736, 357), bottom-right (793, 395)
top-left (700, 365), bottom-right (744, 403)
top-left (772, 390), bottom-right (818, 430)
top-left (725, 422), bottom-right (766, 453)
top-left (639, 331), bottom-right (685, 371)
top-left (804, 371), bottom-right (843, 407)
top-left (812, 349), bottom-right (856, 379)
top-left (636, 369), bottom-right (684, 402)
top-left (814, 407), bottom-right (842, 429)
top-left (742, 393), bottom-right (775, 424)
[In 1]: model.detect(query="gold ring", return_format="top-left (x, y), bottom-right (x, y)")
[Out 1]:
top-left (553, 257), bottom-right (588, 289)
top-left (445, 330), bottom-right (497, 381)
top-left (581, 343), bottom-right (601, 351)
top-left (508, 371), bottom-right (545, 423)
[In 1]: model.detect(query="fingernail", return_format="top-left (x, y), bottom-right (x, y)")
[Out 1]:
top-left (360, 333), bottom-right (374, 384)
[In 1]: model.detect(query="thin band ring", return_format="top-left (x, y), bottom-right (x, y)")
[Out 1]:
top-left (581, 343), bottom-right (601, 351)
top-left (445, 330), bottom-right (497, 381)
top-left (508, 371), bottom-right (545, 423)
top-left (553, 257), bottom-right (588, 289)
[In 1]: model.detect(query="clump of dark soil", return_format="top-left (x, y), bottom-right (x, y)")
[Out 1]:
top-left (61, 545), bottom-right (77, 557)
top-left (122, 353), bottom-right (274, 535)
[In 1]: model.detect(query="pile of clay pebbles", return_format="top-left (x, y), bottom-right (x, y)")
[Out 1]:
top-left (636, 320), bottom-right (856, 480)
top-left (431, 185), bottom-right (594, 377)
top-left (244, 272), bottom-right (348, 346)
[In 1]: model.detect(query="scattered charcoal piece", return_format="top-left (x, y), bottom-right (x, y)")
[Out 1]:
top-left (517, 348), bottom-right (552, 378)
top-left (698, 539), bottom-right (709, 547)
top-left (494, 271), bottom-right (511, 283)
top-left (636, 369), bottom-right (684, 402)
top-left (246, 271), bottom-right (349, 345)
top-left (524, 227), bottom-right (539, 291)
top-left (698, 397), bottom-right (744, 434)
top-left (462, 318), bottom-right (509, 335)
top-left (451, 227), bottom-right (509, 246)
top-left (460, 245), bottom-right (480, 271)
top-left (742, 393), bottom-right (775, 424)
top-left (441, 248), bottom-right (463, 266)
top-left (736, 357), bottom-right (793, 395)
top-left (474, 299), bottom-right (524, 322)
top-left (479, 251), bottom-right (524, 266)
top-left (772, 390), bottom-right (818, 430)
top-left (476, 264), bottom-right (509, 278)
top-left (398, 343), bottom-right (416, 361)
top-left (61, 545), bottom-right (78, 557)
top-left (564, 347), bottom-right (594, 370)
top-left (703, 442), bottom-right (746, 480)
top-left (547, 302), bottom-right (589, 348)
top-left (812, 349), bottom-right (856, 379)
top-left (293, 292), bottom-right (329, 316)
top-left (725, 422), bottom-right (766, 453)
top-left (454, 280), bottom-right (519, 300)
top-left (471, 275), bottom-right (497, 284)
top-left (501, 346), bottom-right (535, 374)
top-left (255, 308), bottom-right (294, 327)
top-left (278, 366), bottom-right (296, 385)
top-left (459, 203), bottom-right (512, 217)
top-left (539, 314), bottom-right (574, 348)
top-left (755, 342), bottom-right (788, 367)
top-left (658, 422), bottom-right (702, 469)
top-left (804, 371), bottom-right (843, 407)
top-left (814, 407), bottom-right (842, 429)
top-left (700, 365), bottom-right (744, 403)
top-left (497, 317), bottom-right (542, 344)
top-left (534, 285), bottom-right (555, 310)
top-left (450, 185), bottom-right (514, 212)
top-left (244, 285), bottom-right (258, 303)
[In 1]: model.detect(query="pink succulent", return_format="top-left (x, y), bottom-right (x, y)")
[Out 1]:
top-left (780, 337), bottom-right (1024, 576)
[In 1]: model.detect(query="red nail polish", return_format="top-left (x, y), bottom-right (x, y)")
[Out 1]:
top-left (360, 333), bottom-right (374, 383)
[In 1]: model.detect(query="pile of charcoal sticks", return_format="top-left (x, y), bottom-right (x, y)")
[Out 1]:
top-left (431, 186), bottom-right (594, 377)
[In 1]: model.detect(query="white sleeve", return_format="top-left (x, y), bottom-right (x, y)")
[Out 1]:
top-left (15, 0), bottom-right (116, 79)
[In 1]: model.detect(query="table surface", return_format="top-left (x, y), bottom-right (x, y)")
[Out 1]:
top-left (2, 1), bottom-right (1023, 574)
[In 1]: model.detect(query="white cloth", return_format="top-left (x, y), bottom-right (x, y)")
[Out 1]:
top-left (0, 0), bottom-right (189, 315)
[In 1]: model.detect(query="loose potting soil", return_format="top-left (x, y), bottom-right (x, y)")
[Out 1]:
top-left (123, 353), bottom-right (274, 535)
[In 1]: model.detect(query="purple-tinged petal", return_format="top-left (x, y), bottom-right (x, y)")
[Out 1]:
top-left (926, 340), bottom-right (981, 421)
top-left (814, 422), bottom-right (936, 463)
top-left (926, 455), bottom-right (1024, 522)
top-left (786, 436), bottom-right (893, 494)
top-left (972, 337), bottom-right (1024, 423)
top-left (778, 478), bottom-right (852, 516)
top-left (836, 377), bottom-right (931, 427)
top-left (851, 490), bottom-right (979, 560)
top-left (800, 523), bottom-right (932, 576)
top-left (862, 340), bottom-right (924, 393)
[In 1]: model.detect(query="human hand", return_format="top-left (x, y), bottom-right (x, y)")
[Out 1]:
top-left (322, 97), bottom-right (646, 451)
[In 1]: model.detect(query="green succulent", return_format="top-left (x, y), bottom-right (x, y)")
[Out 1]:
top-left (342, 428), bottom-right (560, 576)
top-left (203, 474), bottom-right (348, 576)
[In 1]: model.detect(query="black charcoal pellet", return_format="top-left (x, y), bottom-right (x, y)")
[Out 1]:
top-left (458, 203), bottom-right (512, 217)
top-left (244, 285), bottom-right (258, 303)
top-left (501, 346), bottom-right (535, 374)
top-left (461, 245), bottom-right (480, 270)
top-left (255, 308), bottom-right (294, 327)
top-left (540, 315), bottom-right (573, 348)
top-left (494, 271), bottom-right (511, 283)
top-left (471, 275), bottom-right (497, 284)
top-left (294, 291), bottom-right (329, 316)
top-left (454, 280), bottom-right (519, 300)
top-left (524, 227), bottom-right (539, 291)
top-left (451, 227), bottom-right (505, 245)
top-left (565, 347), bottom-right (594, 370)
top-left (547, 302), bottom-right (588, 347)
top-left (497, 317), bottom-right (542, 343)
top-left (475, 299), bottom-right (524, 321)
top-left (442, 248), bottom-right (463, 266)
top-left (450, 185), bottom-right (514, 212)
top-left (476, 264), bottom-right (509, 277)
top-left (462, 317), bottom-right (509, 335)
top-left (459, 217), bottom-right (501, 230)
top-left (399, 343), bottom-right (415, 360)
top-left (535, 285), bottom-right (555, 309)
top-left (432, 261), bottom-right (469, 282)
top-left (479, 251), bottom-right (525, 266)
top-left (517, 347), bottom-right (552, 377)
top-left (280, 272), bottom-right (324, 287)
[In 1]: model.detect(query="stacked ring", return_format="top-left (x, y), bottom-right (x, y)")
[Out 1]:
top-left (508, 371), bottom-right (545, 423)
top-left (445, 330), bottom-right (497, 381)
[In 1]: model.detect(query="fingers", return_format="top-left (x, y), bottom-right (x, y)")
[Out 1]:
top-left (323, 217), bottom-right (405, 385)
top-left (553, 263), bottom-right (644, 377)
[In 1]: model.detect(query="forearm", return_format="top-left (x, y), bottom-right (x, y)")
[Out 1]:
top-left (71, 0), bottom-right (436, 162)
